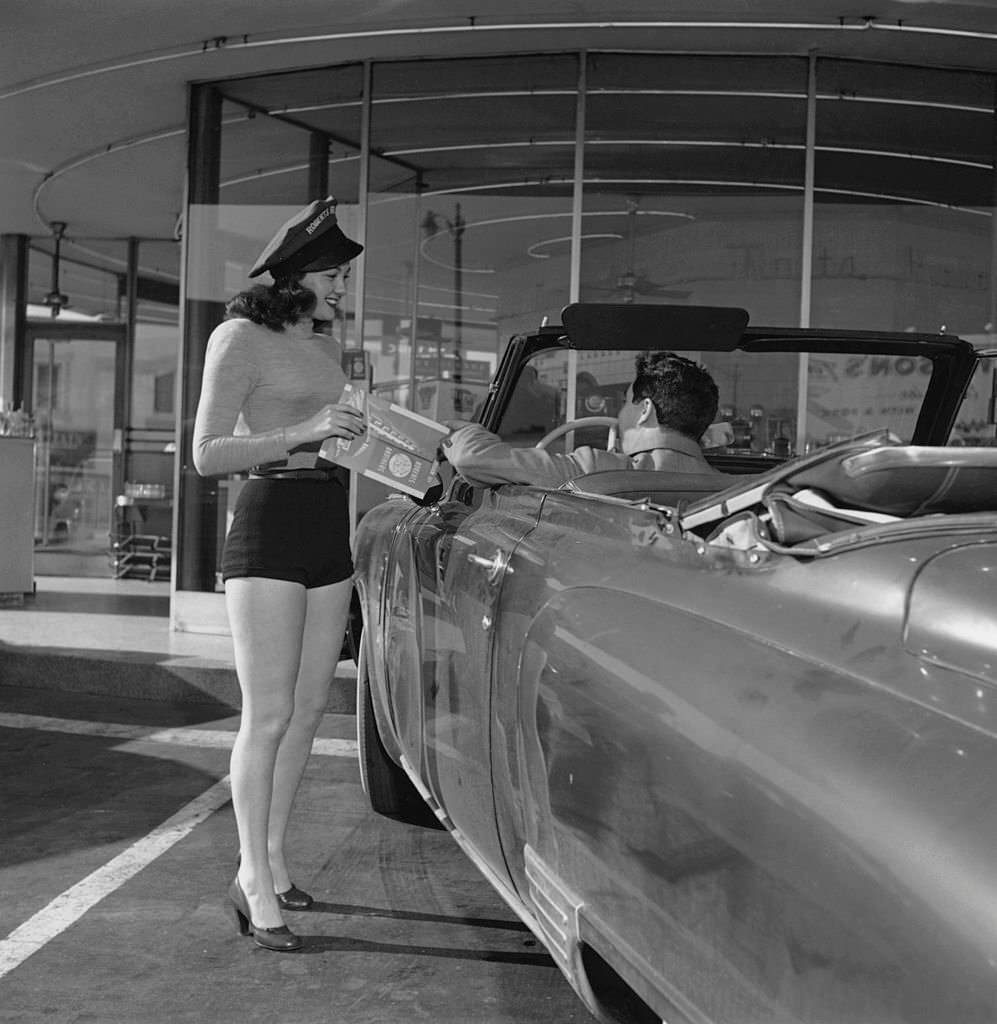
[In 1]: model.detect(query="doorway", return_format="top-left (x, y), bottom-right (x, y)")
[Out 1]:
top-left (25, 321), bottom-right (126, 575)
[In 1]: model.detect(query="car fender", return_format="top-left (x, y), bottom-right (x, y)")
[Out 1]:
top-left (514, 579), bottom-right (997, 1021)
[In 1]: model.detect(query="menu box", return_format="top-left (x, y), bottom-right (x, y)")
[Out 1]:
top-left (318, 383), bottom-right (449, 498)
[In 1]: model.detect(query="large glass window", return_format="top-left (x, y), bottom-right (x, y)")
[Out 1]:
top-left (812, 59), bottom-right (993, 335)
top-left (177, 50), bottom-right (996, 606)
top-left (808, 59), bottom-right (996, 448)
top-left (366, 54), bottom-right (579, 385)
top-left (582, 54), bottom-right (809, 451)
top-left (366, 54), bottom-right (579, 518)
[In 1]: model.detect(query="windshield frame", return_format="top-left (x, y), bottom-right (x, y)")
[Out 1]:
top-left (476, 318), bottom-right (979, 455)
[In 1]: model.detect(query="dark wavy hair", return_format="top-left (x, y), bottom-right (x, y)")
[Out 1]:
top-left (224, 272), bottom-right (316, 331)
top-left (632, 351), bottom-right (719, 441)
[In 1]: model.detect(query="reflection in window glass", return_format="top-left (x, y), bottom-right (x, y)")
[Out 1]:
top-left (218, 66), bottom-right (363, 206)
top-left (954, 359), bottom-right (997, 445)
top-left (813, 60), bottom-right (993, 337)
top-left (153, 372), bottom-right (174, 414)
top-left (366, 54), bottom-right (578, 404)
top-left (806, 352), bottom-right (927, 446)
top-left (582, 54), bottom-right (808, 327)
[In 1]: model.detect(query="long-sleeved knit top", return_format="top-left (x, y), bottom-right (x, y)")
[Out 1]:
top-left (443, 423), bottom-right (728, 488)
top-left (192, 317), bottom-right (348, 477)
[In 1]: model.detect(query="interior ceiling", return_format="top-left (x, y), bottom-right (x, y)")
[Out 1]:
top-left (2, 0), bottom-right (995, 294)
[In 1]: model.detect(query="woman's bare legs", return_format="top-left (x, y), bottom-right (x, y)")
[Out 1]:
top-left (266, 577), bottom-right (353, 893)
top-left (226, 576), bottom-right (307, 930)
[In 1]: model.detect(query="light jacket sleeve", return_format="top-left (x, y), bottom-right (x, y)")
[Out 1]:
top-left (442, 423), bottom-right (629, 487)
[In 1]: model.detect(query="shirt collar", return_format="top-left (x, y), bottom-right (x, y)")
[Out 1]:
top-left (624, 429), bottom-right (704, 460)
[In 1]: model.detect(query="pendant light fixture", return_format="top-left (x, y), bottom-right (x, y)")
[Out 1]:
top-left (42, 221), bottom-right (69, 317)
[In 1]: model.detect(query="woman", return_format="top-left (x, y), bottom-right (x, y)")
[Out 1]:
top-left (192, 197), bottom-right (366, 951)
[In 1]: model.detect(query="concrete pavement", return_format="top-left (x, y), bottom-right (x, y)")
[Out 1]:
top-left (0, 578), bottom-right (586, 1022)
top-left (0, 687), bottom-right (581, 1023)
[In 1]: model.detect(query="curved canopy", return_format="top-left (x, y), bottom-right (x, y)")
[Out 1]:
top-left (3, 1), bottom-right (995, 241)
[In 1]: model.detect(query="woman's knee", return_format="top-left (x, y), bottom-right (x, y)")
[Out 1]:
top-left (288, 688), bottom-right (331, 730)
top-left (285, 667), bottom-right (331, 726)
top-left (240, 702), bottom-right (295, 742)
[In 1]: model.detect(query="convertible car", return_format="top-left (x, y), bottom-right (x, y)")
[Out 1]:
top-left (350, 304), bottom-right (997, 1024)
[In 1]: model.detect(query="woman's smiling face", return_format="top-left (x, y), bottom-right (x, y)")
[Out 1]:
top-left (301, 264), bottom-right (351, 322)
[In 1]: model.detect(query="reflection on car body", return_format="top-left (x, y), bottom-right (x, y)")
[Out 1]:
top-left (350, 304), bottom-right (997, 1024)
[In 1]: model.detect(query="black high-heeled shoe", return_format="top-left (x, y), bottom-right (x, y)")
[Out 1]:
top-left (236, 854), bottom-right (314, 910)
top-left (276, 884), bottom-right (314, 911)
top-left (227, 878), bottom-right (302, 952)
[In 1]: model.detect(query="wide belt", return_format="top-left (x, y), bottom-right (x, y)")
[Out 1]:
top-left (249, 468), bottom-right (340, 481)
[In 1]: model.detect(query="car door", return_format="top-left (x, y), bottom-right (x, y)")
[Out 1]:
top-left (380, 481), bottom-right (502, 775)
top-left (419, 479), bottom-right (546, 883)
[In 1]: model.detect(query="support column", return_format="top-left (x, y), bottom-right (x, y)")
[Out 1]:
top-left (566, 51), bottom-right (588, 431)
top-left (795, 50), bottom-right (818, 455)
top-left (988, 78), bottom-right (997, 335)
top-left (115, 237), bottom-right (139, 501)
top-left (176, 84), bottom-right (224, 592)
top-left (0, 234), bottom-right (28, 410)
top-left (347, 62), bottom-right (372, 542)
top-left (407, 175), bottom-right (424, 401)
top-left (353, 61), bottom-right (371, 346)
top-left (308, 132), bottom-right (330, 200)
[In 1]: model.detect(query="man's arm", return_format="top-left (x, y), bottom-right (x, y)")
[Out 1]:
top-left (443, 423), bottom-right (628, 487)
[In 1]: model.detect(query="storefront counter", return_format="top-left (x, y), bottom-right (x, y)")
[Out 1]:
top-left (0, 437), bottom-right (36, 599)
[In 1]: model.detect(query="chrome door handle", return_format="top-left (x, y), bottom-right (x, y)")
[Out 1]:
top-left (466, 549), bottom-right (509, 583)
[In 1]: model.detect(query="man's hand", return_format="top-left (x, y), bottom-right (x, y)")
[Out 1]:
top-left (437, 419), bottom-right (476, 461)
top-left (702, 422), bottom-right (733, 449)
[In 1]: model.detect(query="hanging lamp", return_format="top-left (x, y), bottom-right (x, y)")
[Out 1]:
top-left (42, 221), bottom-right (69, 317)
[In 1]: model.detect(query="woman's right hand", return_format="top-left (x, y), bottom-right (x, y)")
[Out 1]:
top-left (287, 403), bottom-right (366, 447)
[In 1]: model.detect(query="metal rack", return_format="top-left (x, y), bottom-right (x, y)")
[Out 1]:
top-left (109, 491), bottom-right (172, 581)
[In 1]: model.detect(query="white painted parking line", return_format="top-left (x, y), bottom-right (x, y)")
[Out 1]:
top-left (0, 777), bottom-right (233, 980)
top-left (0, 712), bottom-right (357, 757)
top-left (0, 712), bottom-right (150, 741)
top-left (0, 711), bottom-right (358, 975)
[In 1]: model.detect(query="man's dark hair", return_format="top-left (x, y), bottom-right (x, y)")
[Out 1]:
top-left (225, 272), bottom-right (316, 332)
top-left (632, 351), bottom-right (719, 440)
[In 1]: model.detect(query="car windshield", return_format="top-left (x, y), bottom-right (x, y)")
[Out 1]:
top-left (492, 345), bottom-right (967, 459)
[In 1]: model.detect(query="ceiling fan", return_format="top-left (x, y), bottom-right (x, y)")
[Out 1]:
top-left (585, 198), bottom-right (691, 303)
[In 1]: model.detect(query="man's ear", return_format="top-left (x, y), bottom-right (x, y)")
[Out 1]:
top-left (637, 397), bottom-right (656, 426)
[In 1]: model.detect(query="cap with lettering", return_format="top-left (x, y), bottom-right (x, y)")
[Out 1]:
top-left (248, 196), bottom-right (363, 279)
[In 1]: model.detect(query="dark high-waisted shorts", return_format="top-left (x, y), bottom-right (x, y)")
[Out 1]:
top-left (221, 477), bottom-right (353, 589)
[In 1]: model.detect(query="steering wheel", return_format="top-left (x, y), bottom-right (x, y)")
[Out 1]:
top-left (536, 416), bottom-right (618, 451)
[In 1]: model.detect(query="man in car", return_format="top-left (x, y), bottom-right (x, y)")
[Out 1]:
top-left (442, 351), bottom-right (730, 488)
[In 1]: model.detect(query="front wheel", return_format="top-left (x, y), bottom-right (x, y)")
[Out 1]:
top-left (356, 632), bottom-right (440, 828)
